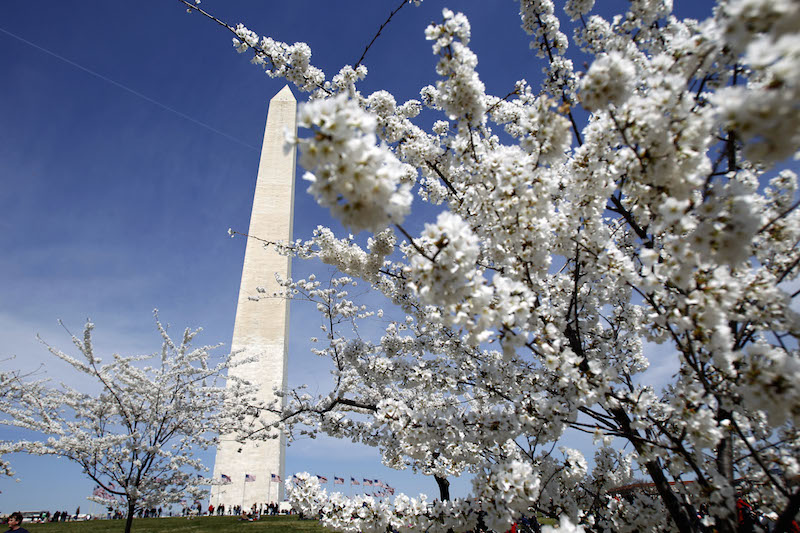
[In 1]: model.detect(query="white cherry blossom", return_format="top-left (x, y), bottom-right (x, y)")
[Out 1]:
top-left (0, 314), bottom-right (261, 533)
top-left (180, 1), bottom-right (800, 531)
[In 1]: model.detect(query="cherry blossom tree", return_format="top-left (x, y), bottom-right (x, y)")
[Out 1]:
top-left (0, 366), bottom-right (32, 478)
top-left (185, 0), bottom-right (800, 531)
top-left (0, 313), bottom-right (258, 533)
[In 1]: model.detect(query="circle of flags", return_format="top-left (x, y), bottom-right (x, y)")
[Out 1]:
top-left (287, 474), bottom-right (395, 496)
top-left (217, 472), bottom-right (396, 497)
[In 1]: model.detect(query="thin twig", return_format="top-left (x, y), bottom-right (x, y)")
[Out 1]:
top-left (354, 0), bottom-right (410, 69)
top-left (608, 195), bottom-right (652, 246)
top-left (759, 198), bottom-right (800, 234)
top-left (485, 89), bottom-right (520, 115)
top-left (178, 0), bottom-right (236, 32)
top-left (228, 229), bottom-right (277, 247)
top-left (730, 417), bottom-right (790, 498)
top-left (177, 0), bottom-right (330, 94)
top-left (425, 160), bottom-right (461, 202)
top-left (395, 223), bottom-right (436, 262)
top-left (777, 253), bottom-right (800, 284)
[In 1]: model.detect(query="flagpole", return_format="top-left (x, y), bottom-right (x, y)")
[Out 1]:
top-left (241, 475), bottom-right (247, 512)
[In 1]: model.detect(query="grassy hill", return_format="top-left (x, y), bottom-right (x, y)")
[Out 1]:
top-left (24, 515), bottom-right (326, 533)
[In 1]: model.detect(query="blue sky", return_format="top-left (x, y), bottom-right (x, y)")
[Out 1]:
top-left (0, 0), bottom-right (717, 515)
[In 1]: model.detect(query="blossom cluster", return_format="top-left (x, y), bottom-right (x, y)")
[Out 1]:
top-left (424, 9), bottom-right (486, 125)
top-left (232, 24), bottom-right (325, 94)
top-left (715, 0), bottom-right (800, 162)
top-left (406, 211), bottom-right (491, 333)
top-left (296, 94), bottom-right (414, 233)
top-left (579, 52), bottom-right (636, 111)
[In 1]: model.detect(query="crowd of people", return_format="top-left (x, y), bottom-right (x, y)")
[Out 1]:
top-left (204, 501), bottom-right (288, 520)
top-left (1, 509), bottom-right (84, 532)
top-left (1, 501), bottom-right (294, 526)
top-left (0, 508), bottom-right (84, 524)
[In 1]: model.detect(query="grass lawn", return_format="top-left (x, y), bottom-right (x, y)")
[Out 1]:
top-left (24, 515), bottom-right (327, 533)
top-left (22, 514), bottom-right (558, 533)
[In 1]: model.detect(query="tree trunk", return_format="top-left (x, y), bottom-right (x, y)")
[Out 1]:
top-left (714, 428), bottom-right (737, 533)
top-left (774, 490), bottom-right (800, 533)
top-left (641, 459), bottom-right (697, 533)
top-left (435, 475), bottom-right (450, 501)
top-left (612, 408), bottom-right (696, 533)
top-left (124, 500), bottom-right (136, 533)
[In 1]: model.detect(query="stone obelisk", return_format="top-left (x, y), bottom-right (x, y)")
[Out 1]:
top-left (212, 85), bottom-right (296, 509)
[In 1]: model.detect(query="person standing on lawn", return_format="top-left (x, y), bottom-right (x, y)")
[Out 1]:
top-left (5, 512), bottom-right (29, 533)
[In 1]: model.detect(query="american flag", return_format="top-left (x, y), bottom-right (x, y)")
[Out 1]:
top-left (317, 475), bottom-right (328, 483)
top-left (271, 473), bottom-right (281, 483)
top-left (374, 479), bottom-right (383, 487)
top-left (351, 477), bottom-right (360, 486)
top-left (245, 474), bottom-right (256, 482)
top-left (387, 486), bottom-right (395, 495)
top-left (334, 476), bottom-right (344, 485)
top-left (363, 478), bottom-right (372, 486)
top-left (220, 473), bottom-right (232, 483)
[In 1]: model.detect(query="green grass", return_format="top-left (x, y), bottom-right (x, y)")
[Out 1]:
top-left (23, 513), bottom-right (558, 533)
top-left (25, 516), bottom-right (326, 533)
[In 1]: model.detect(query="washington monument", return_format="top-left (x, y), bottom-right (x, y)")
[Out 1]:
top-left (211, 85), bottom-right (297, 509)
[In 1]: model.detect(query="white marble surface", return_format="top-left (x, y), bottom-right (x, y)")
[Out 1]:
top-left (211, 86), bottom-right (296, 508)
